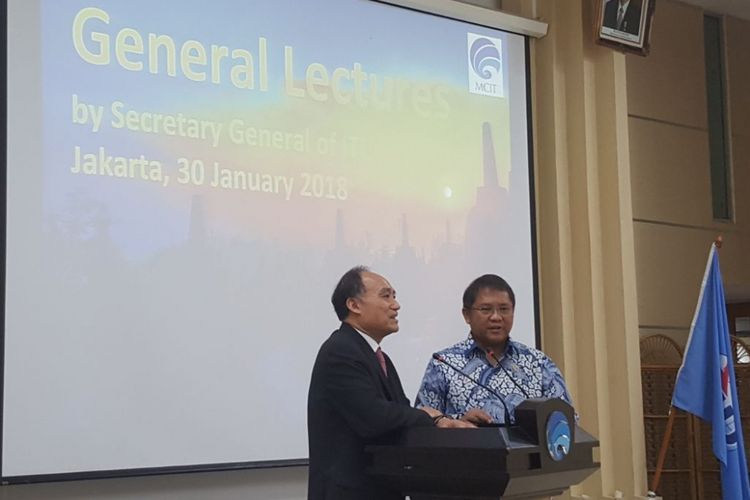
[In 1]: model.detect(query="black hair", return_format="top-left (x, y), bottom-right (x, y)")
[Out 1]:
top-left (462, 274), bottom-right (516, 309)
top-left (331, 265), bottom-right (370, 321)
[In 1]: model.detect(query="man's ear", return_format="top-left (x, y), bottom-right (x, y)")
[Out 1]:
top-left (346, 297), bottom-right (360, 316)
top-left (461, 308), bottom-right (471, 325)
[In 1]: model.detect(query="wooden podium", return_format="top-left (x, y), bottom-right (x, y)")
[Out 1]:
top-left (367, 399), bottom-right (599, 499)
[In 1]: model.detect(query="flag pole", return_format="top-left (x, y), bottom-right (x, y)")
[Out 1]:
top-left (648, 235), bottom-right (723, 497)
top-left (649, 408), bottom-right (676, 495)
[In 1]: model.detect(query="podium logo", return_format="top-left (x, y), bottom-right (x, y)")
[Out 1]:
top-left (467, 33), bottom-right (504, 98)
top-left (546, 411), bottom-right (571, 461)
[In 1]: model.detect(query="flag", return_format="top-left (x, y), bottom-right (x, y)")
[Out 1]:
top-left (672, 243), bottom-right (750, 499)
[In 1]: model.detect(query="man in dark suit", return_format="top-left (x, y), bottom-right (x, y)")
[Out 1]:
top-left (603, 0), bottom-right (642, 35)
top-left (307, 266), bottom-right (471, 500)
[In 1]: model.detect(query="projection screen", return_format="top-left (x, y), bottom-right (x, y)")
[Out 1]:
top-left (3, 0), bottom-right (537, 480)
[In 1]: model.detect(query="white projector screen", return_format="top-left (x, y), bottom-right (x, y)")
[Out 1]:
top-left (3, 0), bottom-right (536, 480)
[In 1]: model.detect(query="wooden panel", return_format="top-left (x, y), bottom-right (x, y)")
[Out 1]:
top-left (634, 223), bottom-right (716, 327)
top-left (641, 362), bottom-right (697, 500)
top-left (726, 16), bottom-right (750, 138)
top-left (719, 231), bottom-right (750, 290)
top-left (629, 117), bottom-right (711, 226)
top-left (626, 0), bottom-right (707, 129)
top-left (634, 223), bottom-right (748, 327)
top-left (642, 369), bottom-right (679, 416)
top-left (730, 132), bottom-right (750, 231)
top-left (648, 471), bottom-right (695, 500)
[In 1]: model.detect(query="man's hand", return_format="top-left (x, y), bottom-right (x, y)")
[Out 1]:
top-left (419, 407), bottom-right (476, 428)
top-left (419, 406), bottom-right (443, 419)
top-left (460, 408), bottom-right (493, 425)
top-left (436, 417), bottom-right (475, 428)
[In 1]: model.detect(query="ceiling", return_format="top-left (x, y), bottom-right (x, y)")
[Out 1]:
top-left (679, 0), bottom-right (750, 21)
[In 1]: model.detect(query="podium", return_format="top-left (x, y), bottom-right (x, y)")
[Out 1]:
top-left (367, 399), bottom-right (599, 499)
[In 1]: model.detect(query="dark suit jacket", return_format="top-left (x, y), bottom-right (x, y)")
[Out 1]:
top-left (307, 323), bottom-right (433, 500)
top-left (603, 0), bottom-right (642, 35)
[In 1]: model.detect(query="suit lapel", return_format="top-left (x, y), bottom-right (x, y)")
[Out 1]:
top-left (340, 323), bottom-right (395, 400)
top-left (382, 352), bottom-right (407, 404)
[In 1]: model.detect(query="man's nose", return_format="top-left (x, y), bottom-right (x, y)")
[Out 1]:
top-left (392, 300), bottom-right (400, 310)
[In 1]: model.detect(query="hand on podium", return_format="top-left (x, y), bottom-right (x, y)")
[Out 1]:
top-left (419, 406), bottom-right (476, 428)
top-left (436, 417), bottom-right (475, 428)
top-left (460, 408), bottom-right (493, 425)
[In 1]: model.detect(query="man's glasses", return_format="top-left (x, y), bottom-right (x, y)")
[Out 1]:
top-left (471, 306), bottom-right (513, 317)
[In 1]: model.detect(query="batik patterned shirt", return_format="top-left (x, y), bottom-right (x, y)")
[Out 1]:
top-left (415, 337), bottom-right (572, 424)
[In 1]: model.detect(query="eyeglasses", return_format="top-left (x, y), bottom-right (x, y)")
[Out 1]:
top-left (471, 306), bottom-right (514, 317)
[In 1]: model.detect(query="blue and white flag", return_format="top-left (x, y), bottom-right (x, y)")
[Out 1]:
top-left (672, 243), bottom-right (750, 499)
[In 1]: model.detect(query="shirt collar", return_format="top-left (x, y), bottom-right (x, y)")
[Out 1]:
top-left (354, 327), bottom-right (380, 352)
top-left (464, 335), bottom-right (514, 358)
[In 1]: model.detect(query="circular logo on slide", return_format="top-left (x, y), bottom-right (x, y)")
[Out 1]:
top-left (546, 411), bottom-right (571, 461)
top-left (469, 37), bottom-right (501, 79)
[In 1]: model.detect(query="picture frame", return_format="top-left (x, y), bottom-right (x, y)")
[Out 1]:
top-left (594, 0), bottom-right (656, 56)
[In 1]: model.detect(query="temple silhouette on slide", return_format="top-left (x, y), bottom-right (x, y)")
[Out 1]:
top-left (465, 122), bottom-right (510, 272)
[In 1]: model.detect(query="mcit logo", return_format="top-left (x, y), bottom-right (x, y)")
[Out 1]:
top-left (467, 33), bottom-right (504, 98)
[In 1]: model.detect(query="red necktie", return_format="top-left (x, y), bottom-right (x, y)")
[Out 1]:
top-left (375, 347), bottom-right (388, 377)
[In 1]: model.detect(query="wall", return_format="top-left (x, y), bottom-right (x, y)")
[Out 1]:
top-left (503, 0), bottom-right (649, 496)
top-left (627, 0), bottom-right (750, 348)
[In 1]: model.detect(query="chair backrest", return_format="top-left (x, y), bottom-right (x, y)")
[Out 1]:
top-left (731, 335), bottom-right (750, 364)
top-left (639, 334), bottom-right (683, 365)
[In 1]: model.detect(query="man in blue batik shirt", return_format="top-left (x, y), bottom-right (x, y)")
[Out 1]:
top-left (416, 274), bottom-right (573, 425)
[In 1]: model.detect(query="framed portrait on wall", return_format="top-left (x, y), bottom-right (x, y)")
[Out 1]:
top-left (595, 0), bottom-right (656, 55)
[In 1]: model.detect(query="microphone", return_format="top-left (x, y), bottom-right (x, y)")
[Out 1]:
top-left (487, 350), bottom-right (530, 398)
top-left (431, 353), bottom-right (513, 426)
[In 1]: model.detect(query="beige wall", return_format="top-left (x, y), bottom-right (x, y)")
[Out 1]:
top-left (501, 1), bottom-right (750, 497)
top-left (503, 1), bottom-right (648, 496)
top-left (627, 0), bottom-right (750, 349)
top-left (492, 1), bottom-right (750, 497)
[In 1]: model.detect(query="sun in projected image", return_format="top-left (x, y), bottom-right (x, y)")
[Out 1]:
top-left (443, 186), bottom-right (453, 199)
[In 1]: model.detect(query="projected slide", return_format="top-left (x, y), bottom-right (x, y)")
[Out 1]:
top-left (4, 0), bottom-right (534, 477)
